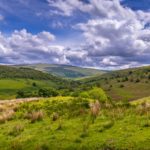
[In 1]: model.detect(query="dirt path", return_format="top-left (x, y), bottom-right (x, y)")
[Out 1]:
top-left (0, 97), bottom-right (41, 105)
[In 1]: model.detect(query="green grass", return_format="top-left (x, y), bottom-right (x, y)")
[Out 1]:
top-left (80, 65), bottom-right (150, 101)
top-left (0, 79), bottom-right (57, 99)
top-left (0, 96), bottom-right (149, 150)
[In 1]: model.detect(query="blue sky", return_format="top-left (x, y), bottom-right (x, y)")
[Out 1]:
top-left (0, 0), bottom-right (150, 69)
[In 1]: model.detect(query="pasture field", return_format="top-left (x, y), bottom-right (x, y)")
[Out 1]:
top-left (0, 79), bottom-right (56, 99)
top-left (0, 96), bottom-right (150, 150)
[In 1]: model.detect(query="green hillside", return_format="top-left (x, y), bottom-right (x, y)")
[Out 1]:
top-left (0, 96), bottom-right (149, 150)
top-left (79, 66), bottom-right (150, 101)
top-left (16, 64), bottom-right (106, 79)
top-left (0, 65), bottom-right (150, 101)
top-left (0, 65), bottom-right (78, 100)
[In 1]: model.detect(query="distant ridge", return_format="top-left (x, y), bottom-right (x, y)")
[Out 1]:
top-left (15, 63), bottom-right (107, 79)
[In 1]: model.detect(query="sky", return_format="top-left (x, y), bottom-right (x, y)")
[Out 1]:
top-left (0, 0), bottom-right (150, 70)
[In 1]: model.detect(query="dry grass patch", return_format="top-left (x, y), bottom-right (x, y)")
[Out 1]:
top-left (25, 110), bottom-right (44, 123)
top-left (0, 109), bottom-right (15, 123)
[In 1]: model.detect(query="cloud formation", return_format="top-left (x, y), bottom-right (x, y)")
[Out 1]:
top-left (0, 0), bottom-right (150, 69)
top-left (48, 0), bottom-right (150, 69)
top-left (0, 29), bottom-right (69, 64)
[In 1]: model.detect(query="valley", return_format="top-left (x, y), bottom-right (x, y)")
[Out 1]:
top-left (0, 64), bottom-right (149, 150)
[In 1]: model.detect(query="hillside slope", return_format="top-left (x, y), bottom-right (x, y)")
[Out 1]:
top-left (0, 65), bottom-right (60, 80)
top-left (16, 64), bottom-right (106, 78)
top-left (80, 66), bottom-right (150, 101)
top-left (0, 65), bottom-right (77, 99)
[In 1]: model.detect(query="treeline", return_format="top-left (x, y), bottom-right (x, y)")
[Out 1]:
top-left (16, 87), bottom-right (59, 98)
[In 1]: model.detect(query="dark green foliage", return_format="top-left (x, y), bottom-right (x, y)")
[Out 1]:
top-left (38, 88), bottom-right (59, 97)
top-left (16, 90), bottom-right (37, 98)
top-left (32, 82), bottom-right (37, 87)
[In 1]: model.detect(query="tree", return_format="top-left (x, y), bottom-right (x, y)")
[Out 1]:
top-left (38, 88), bottom-right (59, 97)
top-left (16, 90), bottom-right (25, 98)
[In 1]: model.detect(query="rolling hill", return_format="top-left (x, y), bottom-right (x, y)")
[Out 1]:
top-left (0, 64), bottom-right (150, 101)
top-left (0, 65), bottom-right (77, 99)
top-left (79, 65), bottom-right (150, 101)
top-left (15, 64), bottom-right (106, 79)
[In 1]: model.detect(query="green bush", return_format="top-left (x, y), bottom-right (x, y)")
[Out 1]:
top-left (79, 92), bottom-right (90, 98)
top-left (88, 87), bottom-right (108, 102)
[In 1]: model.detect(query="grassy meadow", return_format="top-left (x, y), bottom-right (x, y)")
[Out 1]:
top-left (0, 96), bottom-right (150, 150)
top-left (0, 79), bottom-right (57, 99)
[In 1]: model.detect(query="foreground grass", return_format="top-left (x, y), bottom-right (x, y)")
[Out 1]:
top-left (0, 97), bottom-right (150, 150)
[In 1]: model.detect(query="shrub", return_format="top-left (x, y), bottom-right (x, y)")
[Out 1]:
top-left (32, 82), bottom-right (37, 87)
top-left (79, 92), bottom-right (89, 98)
top-left (16, 90), bottom-right (37, 98)
top-left (89, 87), bottom-right (108, 102)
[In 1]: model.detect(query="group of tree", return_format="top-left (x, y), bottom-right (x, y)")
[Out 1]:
top-left (16, 88), bottom-right (59, 98)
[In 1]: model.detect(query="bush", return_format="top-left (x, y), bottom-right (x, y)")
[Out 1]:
top-left (16, 90), bottom-right (37, 98)
top-left (88, 87), bottom-right (108, 102)
top-left (32, 82), bottom-right (37, 87)
top-left (79, 92), bottom-right (90, 98)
